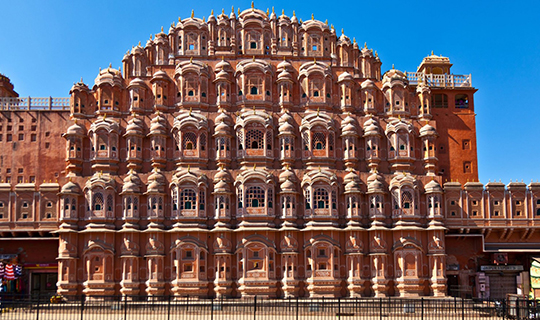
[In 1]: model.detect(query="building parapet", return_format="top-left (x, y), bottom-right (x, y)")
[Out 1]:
top-left (0, 97), bottom-right (70, 111)
top-left (406, 72), bottom-right (472, 88)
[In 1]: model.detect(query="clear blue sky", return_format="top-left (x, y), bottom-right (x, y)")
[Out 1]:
top-left (1, 0), bottom-right (539, 184)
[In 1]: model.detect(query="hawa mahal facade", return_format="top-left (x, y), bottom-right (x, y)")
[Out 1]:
top-left (0, 5), bottom-right (538, 300)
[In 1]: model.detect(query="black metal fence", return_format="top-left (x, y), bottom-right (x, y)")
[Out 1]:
top-left (0, 294), bottom-right (539, 320)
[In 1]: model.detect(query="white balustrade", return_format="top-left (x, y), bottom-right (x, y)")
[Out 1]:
top-left (406, 72), bottom-right (472, 88)
top-left (0, 96), bottom-right (70, 111)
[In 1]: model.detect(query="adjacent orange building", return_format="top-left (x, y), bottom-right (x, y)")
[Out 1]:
top-left (0, 6), bottom-right (536, 300)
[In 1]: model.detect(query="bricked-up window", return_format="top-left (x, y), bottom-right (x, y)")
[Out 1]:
top-left (455, 94), bottom-right (469, 108)
top-left (463, 161), bottom-right (472, 173)
top-left (431, 94), bottom-right (448, 108)
top-left (246, 186), bottom-right (265, 208)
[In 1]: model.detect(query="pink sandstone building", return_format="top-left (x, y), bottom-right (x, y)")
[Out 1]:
top-left (0, 5), bottom-right (537, 300)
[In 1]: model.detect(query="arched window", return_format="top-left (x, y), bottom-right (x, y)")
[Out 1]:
top-left (312, 132), bottom-right (326, 150)
top-left (93, 193), bottom-right (103, 211)
top-left (246, 129), bottom-right (264, 149)
top-left (183, 132), bottom-right (197, 150)
top-left (401, 191), bottom-right (412, 210)
top-left (314, 188), bottom-right (329, 209)
top-left (246, 186), bottom-right (265, 208)
top-left (180, 189), bottom-right (196, 210)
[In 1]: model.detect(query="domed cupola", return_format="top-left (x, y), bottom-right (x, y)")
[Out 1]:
top-left (419, 123), bottom-right (437, 138)
top-left (278, 111), bottom-right (295, 136)
top-left (341, 113), bottom-right (359, 137)
top-left (70, 80), bottom-right (92, 116)
top-left (367, 172), bottom-right (385, 194)
top-left (279, 166), bottom-right (298, 194)
top-left (344, 170), bottom-right (362, 194)
top-left (122, 169), bottom-right (142, 194)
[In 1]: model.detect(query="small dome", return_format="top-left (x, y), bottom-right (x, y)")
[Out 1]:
top-left (419, 123), bottom-right (437, 137)
top-left (128, 77), bottom-right (147, 88)
top-left (61, 181), bottom-right (81, 194)
top-left (125, 117), bottom-right (144, 136)
top-left (277, 59), bottom-right (293, 70)
top-left (280, 178), bottom-right (296, 193)
top-left (341, 114), bottom-right (358, 136)
top-left (151, 70), bottom-right (170, 82)
top-left (215, 69), bottom-right (229, 81)
top-left (146, 168), bottom-right (165, 193)
top-left (382, 68), bottom-right (408, 89)
top-left (361, 79), bottom-right (376, 89)
top-left (367, 172), bottom-right (385, 194)
top-left (277, 69), bottom-right (293, 82)
top-left (278, 112), bottom-right (295, 135)
top-left (344, 171), bottom-right (362, 193)
top-left (131, 45), bottom-right (145, 55)
top-left (279, 167), bottom-right (297, 193)
top-left (338, 71), bottom-right (353, 83)
top-left (149, 114), bottom-right (167, 135)
top-left (95, 66), bottom-right (124, 88)
top-left (215, 109), bottom-right (231, 124)
top-left (279, 167), bottom-right (296, 182)
top-left (425, 179), bottom-right (442, 194)
top-left (70, 81), bottom-right (90, 94)
top-left (122, 171), bottom-right (142, 194)
top-left (361, 46), bottom-right (373, 57)
top-left (214, 179), bottom-right (230, 193)
top-left (65, 121), bottom-right (86, 136)
top-left (215, 59), bottom-right (231, 71)
top-left (213, 167), bottom-right (231, 193)
top-left (363, 117), bottom-right (380, 136)
top-left (338, 33), bottom-right (351, 45)
top-left (214, 121), bottom-right (231, 136)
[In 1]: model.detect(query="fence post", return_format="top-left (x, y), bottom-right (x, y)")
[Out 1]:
top-left (516, 298), bottom-right (520, 320)
top-left (379, 298), bottom-right (383, 320)
top-left (338, 297), bottom-right (341, 316)
top-left (167, 295), bottom-right (171, 320)
top-left (461, 297), bottom-right (464, 320)
top-left (253, 296), bottom-right (257, 320)
top-left (421, 297), bottom-right (424, 320)
top-left (35, 295), bottom-right (40, 320)
top-left (296, 297), bottom-right (299, 320)
top-left (211, 298), bottom-right (214, 320)
top-left (454, 296), bottom-right (457, 313)
top-left (123, 296), bottom-right (128, 320)
top-left (80, 294), bottom-right (85, 320)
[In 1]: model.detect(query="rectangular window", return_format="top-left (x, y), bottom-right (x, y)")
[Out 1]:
top-left (18, 133), bottom-right (24, 141)
top-left (7, 134), bottom-right (12, 142)
top-left (432, 94), bottom-right (448, 108)
top-left (17, 176), bottom-right (23, 183)
top-left (31, 134), bottom-right (36, 141)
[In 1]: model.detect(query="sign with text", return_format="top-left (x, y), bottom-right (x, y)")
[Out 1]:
top-left (480, 265), bottom-right (524, 271)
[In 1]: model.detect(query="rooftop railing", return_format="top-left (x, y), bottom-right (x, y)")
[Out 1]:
top-left (0, 97), bottom-right (70, 111)
top-left (406, 72), bottom-right (473, 88)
